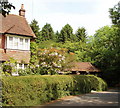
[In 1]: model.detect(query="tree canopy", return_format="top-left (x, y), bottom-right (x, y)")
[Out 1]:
top-left (58, 24), bottom-right (75, 42)
top-left (109, 1), bottom-right (120, 27)
top-left (90, 26), bottom-right (120, 86)
top-left (41, 23), bottom-right (55, 41)
top-left (75, 27), bottom-right (87, 42)
top-left (0, 0), bottom-right (15, 16)
top-left (30, 19), bottom-right (41, 43)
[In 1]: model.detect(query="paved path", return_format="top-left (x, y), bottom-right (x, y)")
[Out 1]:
top-left (35, 89), bottom-right (119, 107)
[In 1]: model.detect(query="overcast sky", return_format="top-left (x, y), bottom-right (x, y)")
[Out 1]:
top-left (9, 0), bottom-right (119, 36)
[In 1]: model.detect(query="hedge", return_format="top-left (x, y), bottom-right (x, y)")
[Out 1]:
top-left (2, 75), bottom-right (107, 106)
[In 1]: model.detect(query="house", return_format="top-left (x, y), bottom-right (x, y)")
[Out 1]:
top-left (0, 4), bottom-right (36, 75)
top-left (66, 62), bottom-right (100, 75)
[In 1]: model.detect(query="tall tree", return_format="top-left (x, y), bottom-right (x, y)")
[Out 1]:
top-left (0, 0), bottom-right (15, 17)
top-left (54, 30), bottom-right (60, 42)
top-left (75, 27), bottom-right (87, 42)
top-left (58, 24), bottom-right (75, 42)
top-left (91, 26), bottom-right (120, 86)
top-left (109, 1), bottom-right (120, 27)
top-left (30, 19), bottom-right (41, 43)
top-left (40, 23), bottom-right (55, 41)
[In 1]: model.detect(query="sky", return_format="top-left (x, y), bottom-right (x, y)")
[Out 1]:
top-left (9, 0), bottom-right (119, 36)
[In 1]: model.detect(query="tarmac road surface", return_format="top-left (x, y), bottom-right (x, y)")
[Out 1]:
top-left (34, 88), bottom-right (119, 107)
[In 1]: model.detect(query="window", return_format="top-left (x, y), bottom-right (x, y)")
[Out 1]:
top-left (19, 64), bottom-right (23, 69)
top-left (14, 37), bottom-right (18, 49)
top-left (17, 64), bottom-right (28, 70)
top-left (25, 39), bottom-right (28, 43)
top-left (9, 37), bottom-right (13, 48)
top-left (19, 38), bottom-right (24, 49)
top-left (6, 36), bottom-right (30, 50)
top-left (25, 39), bottom-right (28, 50)
top-left (24, 64), bottom-right (28, 69)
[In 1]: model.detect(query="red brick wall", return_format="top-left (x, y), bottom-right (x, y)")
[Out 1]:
top-left (5, 49), bottom-right (30, 63)
top-left (0, 35), bottom-right (5, 61)
top-left (0, 34), bottom-right (5, 49)
top-left (0, 35), bottom-right (2, 48)
top-left (0, 49), bottom-right (30, 63)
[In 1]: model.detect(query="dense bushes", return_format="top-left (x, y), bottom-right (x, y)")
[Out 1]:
top-left (2, 75), bottom-right (107, 106)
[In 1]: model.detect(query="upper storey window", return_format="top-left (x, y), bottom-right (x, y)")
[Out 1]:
top-left (9, 37), bottom-right (13, 48)
top-left (6, 36), bottom-right (30, 50)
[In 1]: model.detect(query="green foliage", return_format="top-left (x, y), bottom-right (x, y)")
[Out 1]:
top-left (1, 58), bottom-right (17, 76)
top-left (30, 41), bottom-right (77, 75)
top-left (109, 1), bottom-right (120, 27)
top-left (18, 67), bottom-right (34, 76)
top-left (41, 23), bottom-right (55, 41)
top-left (0, 0), bottom-right (15, 17)
top-left (55, 30), bottom-right (60, 42)
top-left (38, 40), bottom-right (56, 49)
top-left (90, 26), bottom-right (120, 86)
top-left (30, 21), bottom-right (89, 63)
top-left (3, 65), bottom-right (12, 73)
top-left (58, 24), bottom-right (75, 42)
top-left (52, 41), bottom-right (92, 62)
top-left (30, 42), bottom-right (38, 65)
top-left (75, 27), bottom-right (87, 42)
top-left (18, 64), bottom-right (48, 76)
top-left (2, 75), bottom-right (107, 106)
top-left (37, 48), bottom-right (76, 75)
top-left (30, 19), bottom-right (41, 43)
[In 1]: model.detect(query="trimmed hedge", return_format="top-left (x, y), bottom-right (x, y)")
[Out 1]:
top-left (2, 75), bottom-right (107, 106)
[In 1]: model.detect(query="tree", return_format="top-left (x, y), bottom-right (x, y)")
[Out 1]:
top-left (41, 23), bottom-right (55, 41)
top-left (30, 19), bottom-right (41, 43)
top-left (54, 30), bottom-right (60, 42)
top-left (0, 0), bottom-right (15, 17)
top-left (109, 1), bottom-right (120, 27)
top-left (91, 26), bottom-right (120, 86)
top-left (30, 42), bottom-right (38, 65)
top-left (58, 24), bottom-right (75, 42)
top-left (75, 27), bottom-right (87, 42)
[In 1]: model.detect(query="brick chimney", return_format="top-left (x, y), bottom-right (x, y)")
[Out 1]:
top-left (19, 4), bottom-right (25, 17)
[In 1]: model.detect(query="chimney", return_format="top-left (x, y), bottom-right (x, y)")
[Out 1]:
top-left (19, 4), bottom-right (26, 17)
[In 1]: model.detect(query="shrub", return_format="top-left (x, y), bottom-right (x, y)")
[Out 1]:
top-left (37, 48), bottom-right (76, 75)
top-left (2, 75), bottom-right (107, 106)
top-left (1, 58), bottom-right (17, 76)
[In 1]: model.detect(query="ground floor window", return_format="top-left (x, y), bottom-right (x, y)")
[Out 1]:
top-left (17, 63), bottom-right (28, 70)
top-left (12, 63), bottom-right (28, 76)
top-left (0, 61), bottom-right (28, 76)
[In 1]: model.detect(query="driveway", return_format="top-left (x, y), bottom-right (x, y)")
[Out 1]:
top-left (35, 88), bottom-right (119, 107)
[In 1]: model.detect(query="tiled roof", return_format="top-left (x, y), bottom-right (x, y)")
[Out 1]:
top-left (68, 62), bottom-right (100, 72)
top-left (0, 14), bottom-right (36, 37)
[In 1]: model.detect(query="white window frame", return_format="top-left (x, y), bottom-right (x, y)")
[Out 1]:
top-left (13, 37), bottom-right (18, 49)
top-left (6, 36), bottom-right (30, 50)
top-left (19, 38), bottom-right (24, 50)
top-left (17, 63), bottom-right (28, 70)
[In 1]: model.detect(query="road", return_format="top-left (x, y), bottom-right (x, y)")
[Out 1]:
top-left (34, 88), bottom-right (119, 107)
